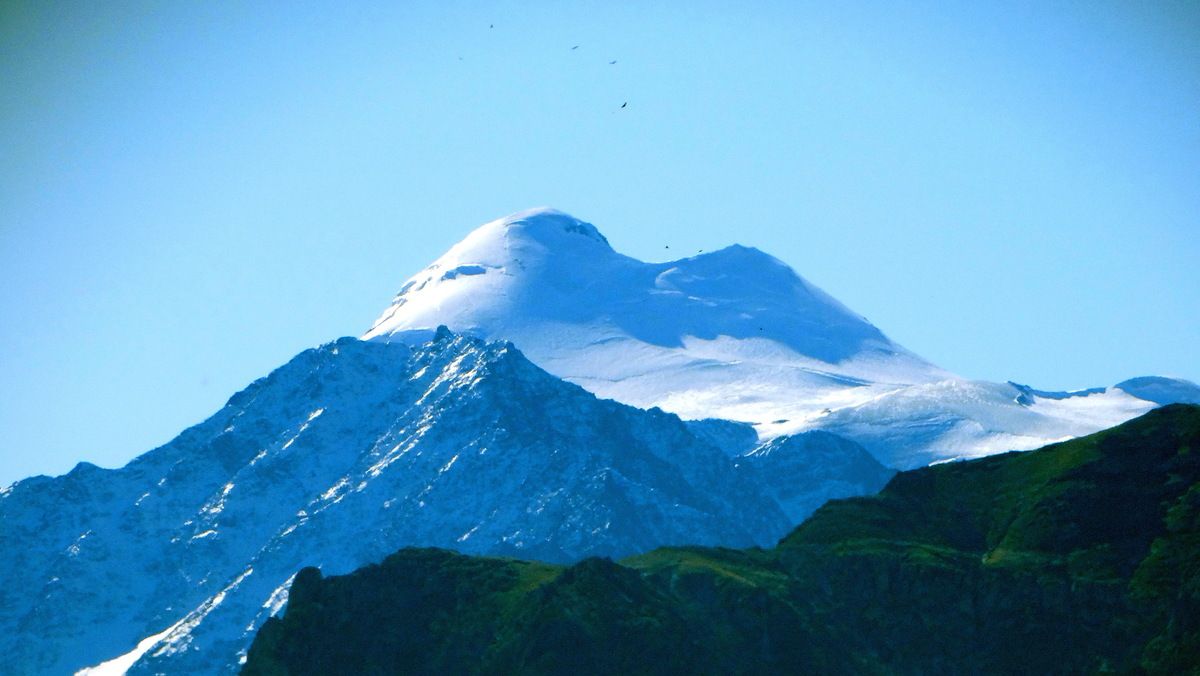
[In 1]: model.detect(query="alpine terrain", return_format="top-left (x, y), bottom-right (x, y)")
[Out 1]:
top-left (2, 207), bottom-right (1195, 675)
top-left (0, 331), bottom-right (888, 675)
top-left (365, 207), bottom-right (1200, 468)
top-left (243, 404), bottom-right (1200, 675)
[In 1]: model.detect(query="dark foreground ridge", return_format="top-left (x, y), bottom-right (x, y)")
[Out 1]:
top-left (243, 405), bottom-right (1200, 675)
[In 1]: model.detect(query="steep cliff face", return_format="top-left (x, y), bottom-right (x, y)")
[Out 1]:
top-left (243, 405), bottom-right (1200, 676)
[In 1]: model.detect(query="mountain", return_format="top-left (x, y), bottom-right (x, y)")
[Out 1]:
top-left (363, 208), bottom-right (1198, 468)
top-left (7, 207), bottom-right (1194, 674)
top-left (1115, 376), bottom-right (1200, 405)
top-left (735, 430), bottom-right (895, 523)
top-left (363, 207), bottom-right (950, 444)
top-left (0, 331), bottom-right (890, 675)
top-left (242, 404), bottom-right (1200, 675)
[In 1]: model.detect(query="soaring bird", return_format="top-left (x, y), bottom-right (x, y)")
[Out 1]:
top-left (572, 45), bottom-right (579, 50)
top-left (609, 60), bottom-right (617, 64)
top-left (620, 101), bottom-right (627, 108)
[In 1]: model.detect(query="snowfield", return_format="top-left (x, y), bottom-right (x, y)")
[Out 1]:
top-left (365, 207), bottom-right (1197, 468)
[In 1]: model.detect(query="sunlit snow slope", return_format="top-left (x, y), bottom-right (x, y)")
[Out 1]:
top-left (365, 208), bottom-right (1199, 468)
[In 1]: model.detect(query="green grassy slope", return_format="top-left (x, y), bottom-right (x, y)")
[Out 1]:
top-left (243, 405), bottom-right (1200, 675)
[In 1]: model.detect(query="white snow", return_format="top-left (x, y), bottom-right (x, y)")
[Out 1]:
top-left (149, 567), bottom-right (254, 659)
top-left (361, 208), bottom-right (948, 449)
top-left (319, 477), bottom-right (350, 502)
top-left (261, 575), bottom-right (295, 617)
top-left (75, 620), bottom-right (182, 676)
top-left (73, 569), bottom-right (256, 675)
top-left (362, 207), bottom-right (1172, 467)
top-left (201, 483), bottom-right (235, 516)
top-left (1026, 387), bottom-right (1155, 429)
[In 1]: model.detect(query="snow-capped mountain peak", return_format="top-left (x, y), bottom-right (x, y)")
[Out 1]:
top-left (367, 207), bottom-right (907, 363)
top-left (12, 330), bottom-right (876, 674)
top-left (430, 206), bottom-right (615, 267)
top-left (366, 207), bottom-right (615, 341)
top-left (5, 208), bottom-right (1196, 675)
top-left (363, 208), bottom-right (1197, 468)
top-left (365, 208), bottom-right (948, 437)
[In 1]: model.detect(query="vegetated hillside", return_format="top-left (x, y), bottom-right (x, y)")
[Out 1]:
top-left (244, 404), bottom-right (1200, 675)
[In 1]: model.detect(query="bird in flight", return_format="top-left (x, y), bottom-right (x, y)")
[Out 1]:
top-left (609, 60), bottom-right (617, 65)
top-left (620, 101), bottom-right (627, 108)
top-left (572, 45), bottom-right (579, 50)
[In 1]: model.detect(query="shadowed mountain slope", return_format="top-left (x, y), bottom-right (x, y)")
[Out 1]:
top-left (2, 331), bottom-right (891, 675)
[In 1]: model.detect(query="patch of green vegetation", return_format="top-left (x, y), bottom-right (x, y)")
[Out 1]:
top-left (244, 405), bottom-right (1200, 675)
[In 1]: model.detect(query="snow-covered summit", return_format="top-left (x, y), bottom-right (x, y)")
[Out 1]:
top-left (432, 206), bottom-right (614, 264)
top-left (367, 207), bottom-right (908, 363)
top-left (366, 208), bottom-right (948, 436)
top-left (364, 208), bottom-right (1196, 468)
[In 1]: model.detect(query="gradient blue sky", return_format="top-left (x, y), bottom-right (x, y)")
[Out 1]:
top-left (2, 1), bottom-right (1197, 485)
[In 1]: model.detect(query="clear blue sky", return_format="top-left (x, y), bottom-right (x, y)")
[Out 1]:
top-left (2, 1), bottom-right (1197, 485)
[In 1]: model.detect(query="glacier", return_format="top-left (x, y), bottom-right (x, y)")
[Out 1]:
top-left (364, 207), bottom-right (1199, 468)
